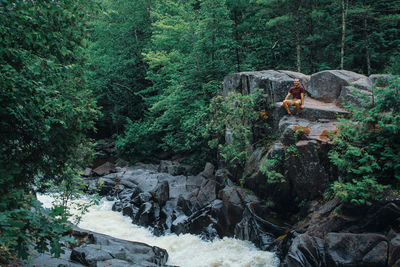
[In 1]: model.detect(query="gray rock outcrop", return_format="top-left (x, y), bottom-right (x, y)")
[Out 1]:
top-left (284, 233), bottom-right (388, 267)
top-left (279, 196), bottom-right (400, 267)
top-left (338, 85), bottom-right (373, 107)
top-left (25, 228), bottom-right (169, 267)
top-left (87, 162), bottom-right (287, 248)
top-left (370, 74), bottom-right (393, 87)
top-left (308, 70), bottom-right (367, 102)
top-left (222, 70), bottom-right (310, 104)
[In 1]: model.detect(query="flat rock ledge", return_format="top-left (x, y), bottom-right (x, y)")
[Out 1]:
top-left (23, 227), bottom-right (170, 267)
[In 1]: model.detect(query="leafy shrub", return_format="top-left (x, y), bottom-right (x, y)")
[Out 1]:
top-left (285, 144), bottom-right (299, 158)
top-left (385, 54), bottom-right (400, 75)
top-left (115, 119), bottom-right (159, 162)
top-left (328, 76), bottom-right (400, 205)
top-left (259, 154), bottom-right (286, 184)
top-left (206, 88), bottom-right (265, 169)
top-left (0, 1), bottom-right (99, 261)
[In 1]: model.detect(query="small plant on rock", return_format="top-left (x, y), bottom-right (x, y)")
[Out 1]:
top-left (259, 154), bottom-right (286, 184)
top-left (285, 144), bottom-right (299, 158)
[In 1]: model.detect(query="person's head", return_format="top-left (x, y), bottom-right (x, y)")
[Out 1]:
top-left (294, 78), bottom-right (301, 87)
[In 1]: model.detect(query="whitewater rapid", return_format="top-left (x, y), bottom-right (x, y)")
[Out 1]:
top-left (38, 195), bottom-right (279, 267)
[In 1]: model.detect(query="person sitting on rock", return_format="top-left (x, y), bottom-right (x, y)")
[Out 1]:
top-left (281, 78), bottom-right (305, 115)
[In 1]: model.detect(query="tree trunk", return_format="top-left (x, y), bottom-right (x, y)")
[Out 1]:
top-left (297, 41), bottom-right (301, 72)
top-left (308, 2), bottom-right (315, 73)
top-left (341, 0), bottom-right (348, 70)
top-left (363, 3), bottom-right (371, 75)
top-left (295, 6), bottom-right (301, 72)
top-left (233, 11), bottom-right (241, 72)
top-left (190, 25), bottom-right (201, 72)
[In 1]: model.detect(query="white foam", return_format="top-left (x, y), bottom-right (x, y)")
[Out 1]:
top-left (38, 195), bottom-right (279, 267)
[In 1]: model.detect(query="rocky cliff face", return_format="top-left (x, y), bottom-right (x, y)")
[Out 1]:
top-left (221, 69), bottom-right (392, 208)
top-left (223, 70), bottom-right (349, 209)
top-left (75, 70), bottom-right (397, 267)
top-left (86, 162), bottom-right (287, 251)
top-left (221, 69), bottom-right (399, 267)
top-left (222, 70), bottom-right (310, 104)
top-left (279, 196), bottom-right (400, 267)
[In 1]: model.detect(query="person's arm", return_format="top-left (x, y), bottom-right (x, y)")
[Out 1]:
top-left (285, 92), bottom-right (291, 101)
top-left (300, 93), bottom-right (304, 109)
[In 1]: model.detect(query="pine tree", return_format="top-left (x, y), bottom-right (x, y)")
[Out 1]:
top-left (86, 0), bottom-right (152, 135)
top-left (117, 0), bottom-right (237, 166)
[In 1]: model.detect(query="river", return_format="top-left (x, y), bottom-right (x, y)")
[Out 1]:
top-left (38, 195), bottom-right (279, 267)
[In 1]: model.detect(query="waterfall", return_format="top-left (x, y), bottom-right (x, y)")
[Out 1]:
top-left (38, 195), bottom-right (279, 267)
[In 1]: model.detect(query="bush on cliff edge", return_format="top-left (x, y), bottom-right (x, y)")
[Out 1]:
top-left (328, 77), bottom-right (400, 206)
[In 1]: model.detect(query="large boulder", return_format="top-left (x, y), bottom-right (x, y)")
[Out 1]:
top-left (222, 70), bottom-right (310, 104)
top-left (243, 147), bottom-right (267, 177)
top-left (347, 198), bottom-right (400, 233)
top-left (158, 160), bottom-right (191, 175)
top-left (152, 180), bottom-right (169, 206)
top-left (283, 233), bottom-right (388, 267)
top-left (337, 86), bottom-right (373, 108)
top-left (235, 203), bottom-right (286, 250)
top-left (245, 137), bottom-right (335, 208)
top-left (186, 175), bottom-right (205, 192)
top-left (352, 76), bottom-right (372, 91)
top-left (295, 199), bottom-right (354, 238)
top-left (271, 99), bottom-right (349, 135)
top-left (244, 142), bottom-right (293, 210)
top-left (195, 179), bottom-right (217, 209)
top-left (325, 233), bottom-right (388, 267)
top-left (369, 74), bottom-right (393, 87)
top-left (134, 202), bottom-right (160, 227)
top-left (199, 162), bottom-right (215, 179)
top-left (71, 246), bottom-right (113, 267)
top-left (287, 140), bottom-right (331, 200)
top-left (284, 234), bottom-right (326, 267)
top-left (308, 70), bottom-right (367, 102)
top-left (167, 175), bottom-right (187, 199)
top-left (388, 230), bottom-right (400, 266)
top-left (67, 228), bottom-right (168, 267)
top-left (22, 252), bottom-right (82, 267)
top-left (172, 199), bottom-right (226, 239)
top-left (92, 162), bottom-right (116, 176)
top-left (278, 115), bottom-right (339, 144)
top-left (218, 186), bottom-right (247, 234)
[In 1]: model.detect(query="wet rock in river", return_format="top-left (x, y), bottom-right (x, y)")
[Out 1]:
top-left (199, 162), bottom-right (215, 179)
top-left (235, 203), bottom-right (285, 250)
top-left (388, 229), bottom-right (400, 266)
top-left (112, 201), bottom-right (123, 212)
top-left (134, 202), bottom-right (157, 227)
top-left (325, 233), bottom-right (388, 267)
top-left (92, 161), bottom-right (116, 176)
top-left (132, 192), bottom-right (153, 206)
top-left (71, 245), bottom-right (113, 267)
top-left (284, 233), bottom-right (325, 267)
top-left (67, 228), bottom-right (168, 267)
top-left (153, 180), bottom-right (169, 206)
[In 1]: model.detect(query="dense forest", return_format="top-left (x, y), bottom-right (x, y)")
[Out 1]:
top-left (1, 0), bottom-right (399, 263)
top-left (87, 0), bottom-right (400, 165)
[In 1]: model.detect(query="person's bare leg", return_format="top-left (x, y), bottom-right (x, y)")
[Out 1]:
top-left (282, 100), bottom-right (291, 114)
top-left (295, 102), bottom-right (300, 115)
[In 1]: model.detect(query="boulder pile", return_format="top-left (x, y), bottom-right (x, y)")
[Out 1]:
top-left (87, 162), bottom-right (286, 250)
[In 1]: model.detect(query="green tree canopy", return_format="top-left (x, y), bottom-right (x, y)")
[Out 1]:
top-left (0, 0), bottom-right (99, 260)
